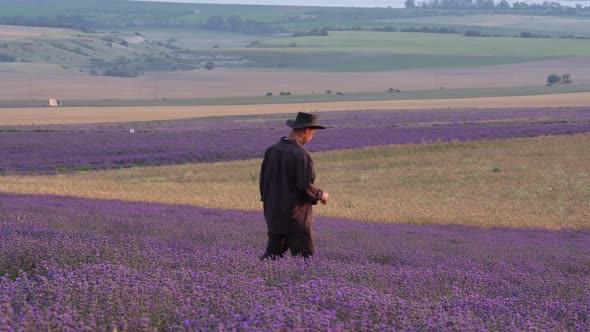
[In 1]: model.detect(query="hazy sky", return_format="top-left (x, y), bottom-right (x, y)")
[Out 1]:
top-left (135, 0), bottom-right (590, 8)
top-left (136, 0), bottom-right (408, 8)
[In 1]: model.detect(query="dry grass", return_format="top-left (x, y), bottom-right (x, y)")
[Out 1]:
top-left (2, 134), bottom-right (589, 229)
top-left (3, 92), bottom-right (590, 125)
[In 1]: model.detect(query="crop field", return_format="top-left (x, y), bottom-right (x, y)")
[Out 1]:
top-left (1, 105), bottom-right (589, 329)
top-left (2, 107), bottom-right (589, 229)
top-left (389, 14), bottom-right (590, 36)
top-left (1, 1), bottom-right (590, 329)
top-left (2, 93), bottom-right (590, 125)
top-left (0, 25), bottom-right (70, 40)
top-left (1, 57), bottom-right (590, 102)
top-left (261, 31), bottom-right (590, 58)
top-left (1, 192), bottom-right (589, 330)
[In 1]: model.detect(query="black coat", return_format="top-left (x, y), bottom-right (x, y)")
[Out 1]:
top-left (259, 138), bottom-right (323, 234)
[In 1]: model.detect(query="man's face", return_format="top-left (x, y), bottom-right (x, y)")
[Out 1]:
top-left (302, 128), bottom-right (317, 145)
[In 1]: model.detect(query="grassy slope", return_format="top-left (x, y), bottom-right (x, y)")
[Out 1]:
top-left (2, 2), bottom-right (590, 74)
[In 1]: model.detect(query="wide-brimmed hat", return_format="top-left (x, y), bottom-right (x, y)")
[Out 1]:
top-left (286, 112), bottom-right (325, 129)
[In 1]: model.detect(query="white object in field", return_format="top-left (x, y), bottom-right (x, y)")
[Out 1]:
top-left (48, 99), bottom-right (62, 107)
top-left (130, 129), bottom-right (135, 133)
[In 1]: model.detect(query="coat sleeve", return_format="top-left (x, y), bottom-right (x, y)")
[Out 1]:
top-left (295, 152), bottom-right (323, 205)
top-left (259, 149), bottom-right (268, 201)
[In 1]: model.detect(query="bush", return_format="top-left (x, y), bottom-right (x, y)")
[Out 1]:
top-left (0, 54), bottom-right (16, 62)
top-left (547, 74), bottom-right (561, 85)
top-left (266, 92), bottom-right (272, 96)
top-left (204, 61), bottom-right (215, 70)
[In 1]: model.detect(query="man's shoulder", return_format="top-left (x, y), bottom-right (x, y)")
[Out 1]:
top-left (265, 139), bottom-right (309, 158)
top-left (265, 139), bottom-right (285, 152)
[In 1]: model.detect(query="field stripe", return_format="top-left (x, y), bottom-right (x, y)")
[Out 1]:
top-left (2, 92), bottom-right (590, 125)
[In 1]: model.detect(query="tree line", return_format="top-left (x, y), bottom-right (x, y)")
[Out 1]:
top-left (405, 0), bottom-right (589, 15)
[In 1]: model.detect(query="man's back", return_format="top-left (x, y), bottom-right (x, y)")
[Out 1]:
top-left (260, 138), bottom-right (319, 234)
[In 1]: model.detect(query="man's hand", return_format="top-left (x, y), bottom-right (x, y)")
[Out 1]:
top-left (320, 191), bottom-right (330, 205)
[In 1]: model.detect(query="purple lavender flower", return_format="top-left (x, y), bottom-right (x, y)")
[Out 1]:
top-left (1, 107), bottom-right (589, 174)
top-left (0, 193), bottom-right (588, 330)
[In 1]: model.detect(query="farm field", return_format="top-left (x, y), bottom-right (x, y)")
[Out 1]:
top-left (2, 56), bottom-right (589, 102)
top-left (2, 107), bottom-right (589, 229)
top-left (0, 24), bottom-right (71, 40)
top-left (1, 192), bottom-right (588, 330)
top-left (2, 1), bottom-right (590, 329)
top-left (2, 93), bottom-right (590, 125)
top-left (389, 14), bottom-right (590, 35)
top-left (260, 31), bottom-right (590, 57)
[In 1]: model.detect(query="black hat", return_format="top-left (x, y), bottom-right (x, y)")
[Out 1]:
top-left (286, 112), bottom-right (325, 129)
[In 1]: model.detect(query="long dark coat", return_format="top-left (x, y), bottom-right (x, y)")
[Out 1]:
top-left (259, 138), bottom-right (323, 235)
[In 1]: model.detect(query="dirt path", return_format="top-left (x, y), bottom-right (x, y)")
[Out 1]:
top-left (2, 92), bottom-right (590, 125)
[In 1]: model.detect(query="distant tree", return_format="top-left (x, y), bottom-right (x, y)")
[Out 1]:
top-left (0, 54), bottom-right (16, 62)
top-left (205, 16), bottom-right (225, 29)
top-left (266, 92), bottom-right (273, 96)
top-left (204, 61), bottom-right (215, 70)
top-left (547, 74), bottom-right (562, 85)
top-left (326, 89), bottom-right (332, 94)
top-left (405, 0), bottom-right (417, 8)
top-left (465, 30), bottom-right (484, 37)
top-left (562, 74), bottom-right (573, 84)
top-left (227, 14), bottom-right (243, 31)
top-left (498, 0), bottom-right (511, 9)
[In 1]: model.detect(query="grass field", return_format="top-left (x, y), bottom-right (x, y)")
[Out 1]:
top-left (2, 134), bottom-right (588, 229)
top-left (261, 30), bottom-right (590, 58)
top-left (389, 14), bottom-right (590, 36)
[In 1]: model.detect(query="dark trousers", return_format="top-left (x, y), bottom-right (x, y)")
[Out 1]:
top-left (261, 228), bottom-right (315, 260)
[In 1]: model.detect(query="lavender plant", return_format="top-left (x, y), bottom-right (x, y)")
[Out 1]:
top-left (1, 193), bottom-right (588, 331)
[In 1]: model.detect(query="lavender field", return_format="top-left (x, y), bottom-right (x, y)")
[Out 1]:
top-left (1, 107), bottom-right (589, 174)
top-left (1, 193), bottom-right (588, 330)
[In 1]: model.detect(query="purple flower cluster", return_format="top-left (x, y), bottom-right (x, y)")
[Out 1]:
top-left (1, 107), bottom-right (589, 174)
top-left (1, 193), bottom-right (588, 330)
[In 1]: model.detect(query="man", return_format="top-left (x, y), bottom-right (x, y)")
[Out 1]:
top-left (259, 112), bottom-right (330, 259)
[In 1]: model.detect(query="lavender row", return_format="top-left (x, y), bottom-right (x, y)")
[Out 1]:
top-left (2, 122), bottom-right (590, 174)
top-left (1, 193), bottom-right (588, 330)
top-left (2, 107), bottom-right (590, 133)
